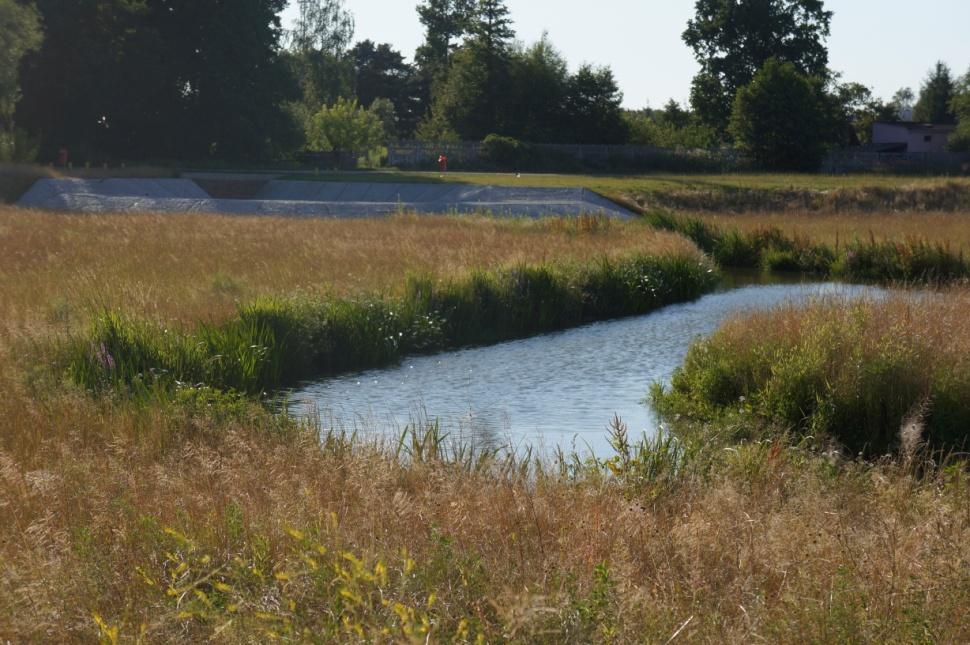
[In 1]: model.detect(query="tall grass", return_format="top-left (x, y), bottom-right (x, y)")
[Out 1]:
top-left (66, 253), bottom-right (718, 396)
top-left (647, 210), bottom-right (970, 283)
top-left (695, 209), bottom-right (970, 252)
top-left (0, 208), bottom-right (697, 329)
top-left (654, 293), bottom-right (970, 456)
top-left (2, 397), bottom-right (967, 642)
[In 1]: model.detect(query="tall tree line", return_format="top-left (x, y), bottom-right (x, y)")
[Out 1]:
top-left (5, 0), bottom-right (970, 164)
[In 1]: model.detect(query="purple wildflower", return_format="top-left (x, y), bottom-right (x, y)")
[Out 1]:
top-left (96, 342), bottom-right (116, 372)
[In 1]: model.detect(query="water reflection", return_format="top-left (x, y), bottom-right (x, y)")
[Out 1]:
top-left (290, 281), bottom-right (885, 457)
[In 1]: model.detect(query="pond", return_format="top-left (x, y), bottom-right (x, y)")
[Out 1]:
top-left (288, 276), bottom-right (885, 457)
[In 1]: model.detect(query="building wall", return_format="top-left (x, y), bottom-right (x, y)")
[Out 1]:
top-left (872, 123), bottom-right (953, 153)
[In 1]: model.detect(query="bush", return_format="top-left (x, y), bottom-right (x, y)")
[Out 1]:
top-left (655, 296), bottom-right (970, 455)
top-left (480, 134), bottom-right (531, 170)
top-left (307, 98), bottom-right (385, 162)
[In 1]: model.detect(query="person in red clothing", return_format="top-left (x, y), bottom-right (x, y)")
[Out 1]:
top-left (57, 146), bottom-right (69, 167)
top-left (438, 154), bottom-right (448, 173)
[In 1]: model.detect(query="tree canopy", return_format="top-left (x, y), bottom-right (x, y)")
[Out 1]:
top-left (0, 0), bottom-right (42, 131)
top-left (913, 61), bottom-right (957, 124)
top-left (730, 59), bottom-right (830, 170)
top-left (684, 0), bottom-right (833, 133)
top-left (17, 0), bottom-right (298, 161)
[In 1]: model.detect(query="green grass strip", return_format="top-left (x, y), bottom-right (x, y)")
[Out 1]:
top-left (67, 253), bottom-right (718, 397)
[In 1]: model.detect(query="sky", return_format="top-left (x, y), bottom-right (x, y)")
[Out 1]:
top-left (282, 0), bottom-right (970, 109)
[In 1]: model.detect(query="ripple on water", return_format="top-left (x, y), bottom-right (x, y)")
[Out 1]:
top-left (290, 282), bottom-right (886, 457)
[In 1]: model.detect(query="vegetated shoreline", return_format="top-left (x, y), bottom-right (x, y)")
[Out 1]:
top-left (645, 209), bottom-right (970, 283)
top-left (66, 252), bottom-right (718, 398)
top-left (625, 179), bottom-right (970, 213)
top-left (653, 292), bottom-right (970, 457)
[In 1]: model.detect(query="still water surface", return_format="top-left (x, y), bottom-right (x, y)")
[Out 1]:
top-left (289, 279), bottom-right (883, 457)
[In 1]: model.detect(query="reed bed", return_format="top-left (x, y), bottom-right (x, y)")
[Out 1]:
top-left (655, 292), bottom-right (970, 456)
top-left (63, 253), bottom-right (716, 395)
top-left (625, 179), bottom-right (970, 213)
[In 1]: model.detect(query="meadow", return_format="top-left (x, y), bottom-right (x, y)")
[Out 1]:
top-left (0, 207), bottom-right (695, 329)
top-left (694, 210), bottom-right (970, 250)
top-left (2, 178), bottom-right (970, 641)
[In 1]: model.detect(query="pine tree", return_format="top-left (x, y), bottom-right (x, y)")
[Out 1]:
top-left (913, 61), bottom-right (956, 124)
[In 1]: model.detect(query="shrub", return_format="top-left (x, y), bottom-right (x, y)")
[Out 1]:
top-left (655, 295), bottom-right (970, 455)
top-left (480, 134), bottom-right (531, 170)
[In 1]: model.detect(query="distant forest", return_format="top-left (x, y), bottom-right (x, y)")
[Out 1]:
top-left (2, 0), bottom-right (969, 169)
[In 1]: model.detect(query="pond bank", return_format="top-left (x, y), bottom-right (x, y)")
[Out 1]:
top-left (66, 252), bottom-right (716, 398)
top-left (289, 278), bottom-right (886, 456)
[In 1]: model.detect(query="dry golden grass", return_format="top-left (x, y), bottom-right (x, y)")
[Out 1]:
top-left (0, 206), bottom-right (695, 332)
top-left (695, 210), bottom-right (970, 250)
top-left (0, 207), bottom-right (967, 641)
top-left (0, 396), bottom-right (967, 642)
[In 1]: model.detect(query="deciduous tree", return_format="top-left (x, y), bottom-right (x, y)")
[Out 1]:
top-left (729, 59), bottom-right (829, 170)
top-left (0, 0), bottom-right (42, 160)
top-left (684, 0), bottom-right (833, 135)
top-left (307, 98), bottom-right (384, 156)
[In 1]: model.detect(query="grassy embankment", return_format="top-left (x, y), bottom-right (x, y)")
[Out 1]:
top-left (1, 208), bottom-right (712, 398)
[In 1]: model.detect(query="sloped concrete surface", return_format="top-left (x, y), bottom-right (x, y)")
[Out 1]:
top-left (18, 178), bottom-right (634, 219)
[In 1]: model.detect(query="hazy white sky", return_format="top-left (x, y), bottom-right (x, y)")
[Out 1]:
top-left (283, 1), bottom-right (970, 109)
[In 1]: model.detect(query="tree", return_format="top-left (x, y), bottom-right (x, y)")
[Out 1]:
top-left (625, 107), bottom-right (718, 149)
top-left (286, 0), bottom-right (356, 125)
top-left (17, 0), bottom-right (152, 159)
top-left (891, 87), bottom-right (915, 121)
top-left (307, 98), bottom-right (384, 156)
top-left (684, 0), bottom-right (833, 134)
top-left (562, 65), bottom-right (628, 145)
top-left (505, 35), bottom-right (569, 142)
top-left (826, 81), bottom-right (879, 147)
top-left (153, 0), bottom-right (299, 159)
top-left (913, 61), bottom-right (956, 124)
top-left (415, 0), bottom-right (473, 72)
top-left (730, 59), bottom-right (830, 170)
top-left (368, 97), bottom-right (398, 140)
top-left (949, 69), bottom-right (970, 152)
top-left (0, 0), bottom-right (42, 160)
top-left (18, 0), bottom-right (298, 161)
top-left (350, 40), bottom-right (423, 137)
top-left (469, 0), bottom-right (514, 57)
top-left (430, 0), bottom-right (515, 140)
top-left (290, 0), bottom-right (354, 54)
top-left (431, 46), bottom-right (493, 139)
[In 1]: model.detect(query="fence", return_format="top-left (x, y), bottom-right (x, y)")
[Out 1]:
top-left (386, 140), bottom-right (744, 172)
top-left (823, 150), bottom-right (970, 174)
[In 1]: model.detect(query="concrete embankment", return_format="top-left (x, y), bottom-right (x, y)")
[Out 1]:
top-left (18, 178), bottom-right (634, 219)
